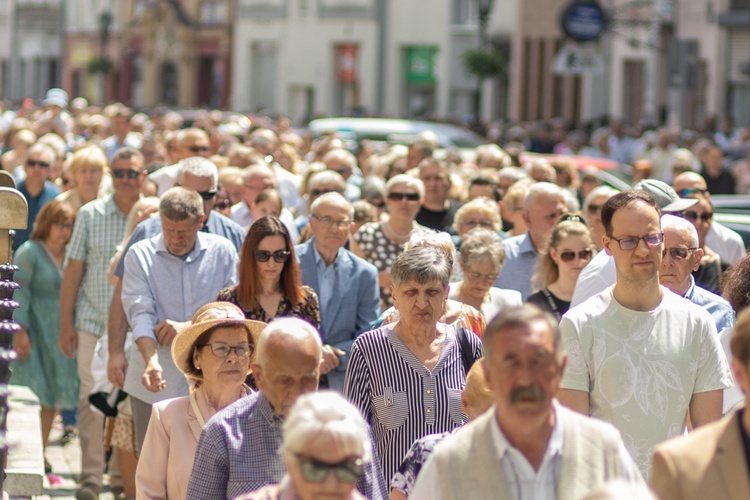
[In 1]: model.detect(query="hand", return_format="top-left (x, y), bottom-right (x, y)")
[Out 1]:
top-left (142, 354), bottom-right (166, 392)
top-left (154, 320), bottom-right (186, 347)
top-left (319, 345), bottom-right (345, 375)
top-left (15, 328), bottom-right (31, 360)
top-left (107, 351), bottom-right (129, 389)
top-left (59, 323), bottom-right (78, 359)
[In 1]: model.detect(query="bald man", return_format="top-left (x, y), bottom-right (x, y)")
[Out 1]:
top-left (673, 172), bottom-right (746, 265)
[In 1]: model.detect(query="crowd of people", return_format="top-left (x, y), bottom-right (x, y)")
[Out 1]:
top-left (6, 87), bottom-right (750, 499)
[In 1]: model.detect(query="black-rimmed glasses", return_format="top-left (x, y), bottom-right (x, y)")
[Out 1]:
top-left (294, 454), bottom-right (363, 483)
top-left (200, 342), bottom-right (252, 358)
top-left (607, 233), bottom-right (663, 250)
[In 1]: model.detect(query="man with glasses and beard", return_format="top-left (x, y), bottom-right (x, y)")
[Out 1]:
top-left (411, 305), bottom-right (643, 499)
top-left (557, 191), bottom-right (733, 478)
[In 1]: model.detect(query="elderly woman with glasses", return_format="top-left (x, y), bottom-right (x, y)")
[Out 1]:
top-left (527, 216), bottom-right (596, 319)
top-left (345, 246), bottom-right (483, 485)
top-left (217, 216), bottom-right (320, 329)
top-left (238, 392), bottom-right (371, 500)
top-left (136, 302), bottom-right (265, 500)
top-left (352, 174), bottom-right (426, 310)
top-left (449, 228), bottom-right (522, 322)
top-left (451, 197), bottom-right (504, 282)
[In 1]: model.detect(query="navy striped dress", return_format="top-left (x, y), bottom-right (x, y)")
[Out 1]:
top-left (344, 325), bottom-right (483, 484)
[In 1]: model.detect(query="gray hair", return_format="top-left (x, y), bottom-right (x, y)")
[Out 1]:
top-left (176, 157), bottom-right (219, 185)
top-left (112, 147), bottom-right (144, 165)
top-left (562, 188), bottom-right (580, 213)
top-left (323, 148), bottom-right (357, 170)
top-left (460, 228), bottom-right (506, 270)
top-left (404, 230), bottom-right (456, 264)
top-left (453, 197), bottom-right (502, 233)
top-left (483, 304), bottom-right (564, 364)
top-left (661, 214), bottom-right (699, 248)
top-left (385, 174), bottom-right (425, 200)
top-left (391, 246), bottom-right (452, 290)
top-left (308, 170), bottom-right (346, 193)
top-left (159, 187), bottom-right (205, 222)
top-left (255, 317), bottom-right (322, 368)
top-left (523, 182), bottom-right (565, 211)
top-left (283, 391), bottom-right (372, 462)
top-left (583, 185), bottom-right (620, 211)
top-left (497, 166), bottom-right (529, 184)
top-left (310, 192), bottom-right (353, 218)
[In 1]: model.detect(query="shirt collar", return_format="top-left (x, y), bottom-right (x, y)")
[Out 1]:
top-left (258, 392), bottom-right (285, 427)
top-left (312, 242), bottom-right (341, 268)
top-left (489, 401), bottom-right (564, 462)
top-left (683, 275), bottom-right (697, 300)
top-left (520, 232), bottom-right (538, 255)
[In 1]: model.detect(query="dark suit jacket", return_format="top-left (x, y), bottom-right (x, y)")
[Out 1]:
top-left (295, 240), bottom-right (380, 390)
top-left (651, 410), bottom-right (750, 500)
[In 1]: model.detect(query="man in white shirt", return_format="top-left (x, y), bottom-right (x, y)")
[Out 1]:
top-left (411, 305), bottom-right (642, 500)
top-left (558, 191), bottom-right (733, 477)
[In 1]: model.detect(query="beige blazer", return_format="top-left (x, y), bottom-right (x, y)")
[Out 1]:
top-left (651, 410), bottom-right (750, 500)
top-left (135, 395), bottom-right (203, 500)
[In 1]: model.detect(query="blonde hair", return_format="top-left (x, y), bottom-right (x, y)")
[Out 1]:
top-left (67, 145), bottom-right (108, 176)
top-left (535, 218), bottom-right (593, 287)
top-left (460, 228), bottom-right (505, 271)
top-left (453, 197), bottom-right (502, 233)
top-left (464, 360), bottom-right (493, 413)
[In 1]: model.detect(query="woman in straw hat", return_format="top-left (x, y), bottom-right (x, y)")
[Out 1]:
top-left (135, 302), bottom-right (265, 500)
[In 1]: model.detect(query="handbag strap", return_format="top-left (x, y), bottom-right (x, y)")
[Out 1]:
top-left (457, 326), bottom-right (476, 374)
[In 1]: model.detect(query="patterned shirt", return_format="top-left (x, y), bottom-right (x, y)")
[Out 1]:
top-left (352, 222), bottom-right (404, 309)
top-left (65, 195), bottom-right (127, 337)
top-left (186, 391), bottom-right (388, 500)
top-left (344, 325), bottom-right (483, 484)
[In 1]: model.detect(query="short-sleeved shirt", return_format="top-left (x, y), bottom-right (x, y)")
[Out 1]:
top-left (14, 180), bottom-right (60, 250)
top-left (352, 222), bottom-right (403, 309)
top-left (65, 195), bottom-right (127, 336)
top-left (560, 287), bottom-right (733, 477)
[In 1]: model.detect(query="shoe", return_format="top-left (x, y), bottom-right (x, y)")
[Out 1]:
top-left (75, 483), bottom-right (100, 500)
top-left (46, 472), bottom-right (64, 486)
top-left (57, 428), bottom-right (77, 446)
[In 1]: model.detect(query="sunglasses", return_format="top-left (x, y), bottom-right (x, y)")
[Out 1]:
top-left (662, 247), bottom-right (698, 260)
top-left (188, 145), bottom-right (210, 153)
top-left (682, 210), bottom-right (712, 223)
top-left (255, 250), bottom-right (291, 263)
top-left (112, 169), bottom-right (141, 180)
top-left (295, 454), bottom-right (363, 483)
top-left (607, 232), bottom-right (663, 251)
top-left (387, 192), bottom-right (420, 202)
top-left (197, 189), bottom-right (218, 201)
top-left (200, 342), bottom-right (252, 359)
top-left (559, 249), bottom-right (593, 262)
top-left (678, 188), bottom-right (708, 197)
top-left (26, 159), bottom-right (51, 169)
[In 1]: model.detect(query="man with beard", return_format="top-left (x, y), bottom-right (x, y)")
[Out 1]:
top-left (411, 305), bottom-right (642, 499)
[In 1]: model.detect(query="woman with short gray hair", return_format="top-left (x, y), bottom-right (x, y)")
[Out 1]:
top-left (344, 246), bottom-right (483, 486)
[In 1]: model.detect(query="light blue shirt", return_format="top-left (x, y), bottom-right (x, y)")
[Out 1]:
top-left (313, 245), bottom-right (338, 315)
top-left (494, 232), bottom-right (538, 300)
top-left (122, 231), bottom-right (239, 343)
top-left (684, 276), bottom-right (735, 332)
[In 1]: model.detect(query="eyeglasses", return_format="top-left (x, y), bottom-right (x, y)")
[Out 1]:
top-left (662, 247), bottom-right (699, 260)
top-left (682, 210), bottom-right (713, 223)
top-left (255, 249), bottom-right (291, 263)
top-left (586, 204), bottom-right (602, 213)
top-left (465, 271), bottom-right (499, 283)
top-left (559, 249), bottom-right (593, 262)
top-left (558, 214), bottom-right (586, 225)
top-left (294, 454), bottom-right (363, 483)
top-left (387, 192), bottom-right (420, 202)
top-left (462, 220), bottom-right (494, 230)
top-left (200, 342), bottom-right (252, 358)
top-left (188, 145), bottom-right (210, 153)
top-left (53, 222), bottom-right (74, 230)
top-left (197, 189), bottom-right (218, 201)
top-left (112, 169), bottom-right (141, 180)
top-left (311, 214), bottom-right (350, 228)
top-left (26, 159), bottom-right (51, 169)
top-left (678, 188), bottom-right (708, 197)
top-left (607, 232), bottom-right (664, 250)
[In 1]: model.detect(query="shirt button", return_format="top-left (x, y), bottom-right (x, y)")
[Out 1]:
top-left (387, 400), bottom-right (391, 404)
top-left (427, 408), bottom-right (432, 413)
top-left (426, 390), bottom-right (431, 394)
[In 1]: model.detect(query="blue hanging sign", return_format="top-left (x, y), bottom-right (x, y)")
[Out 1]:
top-left (560, 1), bottom-right (608, 43)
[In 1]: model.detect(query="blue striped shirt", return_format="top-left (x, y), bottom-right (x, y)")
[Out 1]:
top-left (344, 325), bottom-right (483, 484)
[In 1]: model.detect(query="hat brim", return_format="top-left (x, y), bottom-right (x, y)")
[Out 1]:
top-left (662, 198), bottom-right (698, 213)
top-left (171, 317), bottom-right (267, 380)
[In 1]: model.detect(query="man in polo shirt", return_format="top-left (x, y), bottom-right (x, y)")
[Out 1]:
top-left (59, 147), bottom-right (145, 500)
top-left (13, 142), bottom-right (59, 250)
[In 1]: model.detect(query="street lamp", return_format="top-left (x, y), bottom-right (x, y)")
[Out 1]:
top-left (474, 0), bottom-right (494, 128)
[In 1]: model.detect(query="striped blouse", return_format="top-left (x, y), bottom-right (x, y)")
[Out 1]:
top-left (344, 325), bottom-right (483, 484)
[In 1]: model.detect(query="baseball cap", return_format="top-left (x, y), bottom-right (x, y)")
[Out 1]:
top-left (632, 179), bottom-right (697, 213)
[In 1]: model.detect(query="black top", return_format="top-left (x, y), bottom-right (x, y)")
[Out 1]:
top-left (416, 200), bottom-right (461, 233)
top-left (693, 256), bottom-right (730, 295)
top-left (701, 166), bottom-right (736, 195)
top-left (526, 288), bottom-right (570, 321)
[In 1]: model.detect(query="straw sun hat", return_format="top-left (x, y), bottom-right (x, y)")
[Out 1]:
top-left (171, 301), bottom-right (267, 380)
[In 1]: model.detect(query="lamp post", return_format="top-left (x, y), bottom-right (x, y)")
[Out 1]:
top-left (475, 0), bottom-right (494, 128)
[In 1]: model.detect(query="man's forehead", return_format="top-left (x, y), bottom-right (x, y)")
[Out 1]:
top-left (113, 157), bottom-right (141, 170)
top-left (397, 280), bottom-right (444, 291)
top-left (493, 321), bottom-right (555, 352)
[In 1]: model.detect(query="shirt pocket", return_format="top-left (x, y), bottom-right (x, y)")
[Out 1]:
top-left (373, 387), bottom-right (409, 430)
top-left (447, 388), bottom-right (467, 425)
